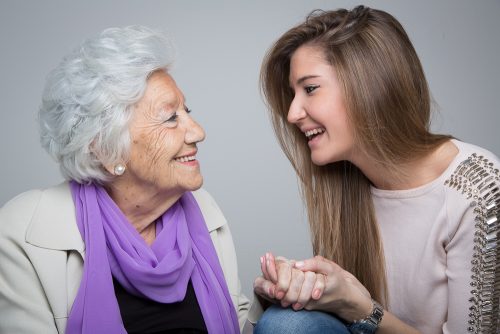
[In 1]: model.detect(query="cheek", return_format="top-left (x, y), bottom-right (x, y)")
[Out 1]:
top-left (133, 129), bottom-right (178, 168)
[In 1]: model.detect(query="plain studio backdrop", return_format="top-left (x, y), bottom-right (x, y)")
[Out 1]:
top-left (1, 0), bottom-right (499, 298)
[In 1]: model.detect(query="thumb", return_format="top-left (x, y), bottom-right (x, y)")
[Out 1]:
top-left (294, 256), bottom-right (337, 275)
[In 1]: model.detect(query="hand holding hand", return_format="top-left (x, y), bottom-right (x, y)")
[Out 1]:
top-left (253, 253), bottom-right (326, 310)
top-left (294, 255), bottom-right (373, 322)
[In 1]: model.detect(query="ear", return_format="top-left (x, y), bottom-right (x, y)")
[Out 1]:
top-left (102, 163), bottom-right (116, 176)
top-left (89, 139), bottom-right (119, 176)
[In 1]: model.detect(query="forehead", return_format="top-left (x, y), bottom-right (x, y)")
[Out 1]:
top-left (140, 71), bottom-right (184, 108)
top-left (289, 45), bottom-right (330, 82)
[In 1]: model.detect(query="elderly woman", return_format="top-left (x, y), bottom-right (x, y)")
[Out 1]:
top-left (0, 26), bottom-right (249, 334)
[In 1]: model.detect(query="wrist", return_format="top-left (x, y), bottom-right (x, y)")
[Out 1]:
top-left (347, 299), bottom-right (384, 334)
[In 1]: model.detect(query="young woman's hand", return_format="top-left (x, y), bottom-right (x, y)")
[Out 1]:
top-left (294, 255), bottom-right (373, 322)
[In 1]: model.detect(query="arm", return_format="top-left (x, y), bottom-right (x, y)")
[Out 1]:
top-left (443, 182), bottom-right (499, 333)
top-left (0, 194), bottom-right (59, 334)
top-left (295, 256), bottom-right (421, 334)
top-left (194, 188), bottom-right (251, 332)
top-left (255, 253), bottom-right (421, 333)
top-left (442, 150), bottom-right (500, 333)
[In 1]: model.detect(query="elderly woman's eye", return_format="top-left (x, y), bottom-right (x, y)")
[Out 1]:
top-left (164, 112), bottom-right (178, 123)
top-left (184, 106), bottom-right (192, 113)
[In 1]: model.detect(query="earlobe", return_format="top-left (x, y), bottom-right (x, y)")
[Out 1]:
top-left (101, 162), bottom-right (126, 176)
top-left (89, 141), bottom-right (127, 176)
top-left (113, 164), bottom-right (126, 176)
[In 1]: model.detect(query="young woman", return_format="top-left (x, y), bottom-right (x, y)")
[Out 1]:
top-left (251, 6), bottom-right (500, 334)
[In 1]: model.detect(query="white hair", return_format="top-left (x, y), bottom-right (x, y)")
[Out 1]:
top-left (39, 25), bottom-right (174, 184)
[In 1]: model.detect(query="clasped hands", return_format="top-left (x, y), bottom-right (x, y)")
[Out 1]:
top-left (253, 252), bottom-right (374, 323)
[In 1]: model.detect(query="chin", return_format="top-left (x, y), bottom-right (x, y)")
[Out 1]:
top-left (187, 175), bottom-right (204, 191)
top-left (311, 155), bottom-right (331, 166)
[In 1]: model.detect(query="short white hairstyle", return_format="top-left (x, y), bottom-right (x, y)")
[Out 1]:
top-left (39, 25), bottom-right (174, 184)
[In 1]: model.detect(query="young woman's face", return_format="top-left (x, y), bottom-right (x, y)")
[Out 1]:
top-left (288, 45), bottom-right (357, 166)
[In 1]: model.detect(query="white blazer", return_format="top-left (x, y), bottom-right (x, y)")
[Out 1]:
top-left (0, 182), bottom-right (250, 333)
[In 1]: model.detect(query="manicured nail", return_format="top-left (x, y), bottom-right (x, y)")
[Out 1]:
top-left (294, 261), bottom-right (304, 268)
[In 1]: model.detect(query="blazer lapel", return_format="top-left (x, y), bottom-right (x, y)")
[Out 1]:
top-left (25, 182), bottom-right (84, 255)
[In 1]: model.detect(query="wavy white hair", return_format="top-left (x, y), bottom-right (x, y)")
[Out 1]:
top-left (39, 25), bottom-right (174, 184)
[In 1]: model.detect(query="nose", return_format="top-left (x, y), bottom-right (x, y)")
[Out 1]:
top-left (184, 114), bottom-right (206, 144)
top-left (287, 96), bottom-right (306, 124)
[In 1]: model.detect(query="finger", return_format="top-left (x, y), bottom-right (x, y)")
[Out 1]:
top-left (281, 268), bottom-right (305, 308)
top-left (311, 273), bottom-right (326, 300)
top-left (266, 253), bottom-right (278, 283)
top-left (274, 259), bottom-right (293, 300)
top-left (253, 276), bottom-right (277, 301)
top-left (294, 255), bottom-right (338, 275)
top-left (292, 271), bottom-right (316, 310)
top-left (260, 254), bottom-right (270, 281)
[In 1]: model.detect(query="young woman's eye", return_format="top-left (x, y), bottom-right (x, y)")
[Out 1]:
top-left (305, 85), bottom-right (319, 94)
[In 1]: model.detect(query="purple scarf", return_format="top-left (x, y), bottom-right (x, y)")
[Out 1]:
top-left (67, 181), bottom-right (239, 334)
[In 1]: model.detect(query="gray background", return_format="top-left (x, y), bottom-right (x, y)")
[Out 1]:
top-left (1, 0), bottom-right (499, 298)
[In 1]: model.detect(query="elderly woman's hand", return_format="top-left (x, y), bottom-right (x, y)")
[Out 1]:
top-left (253, 252), bottom-right (326, 310)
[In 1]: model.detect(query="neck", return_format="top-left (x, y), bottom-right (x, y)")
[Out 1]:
top-left (105, 180), bottom-right (182, 245)
top-left (351, 140), bottom-right (458, 190)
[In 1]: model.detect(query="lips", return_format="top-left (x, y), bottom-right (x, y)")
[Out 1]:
top-left (173, 150), bottom-right (197, 163)
top-left (304, 127), bottom-right (325, 141)
top-left (174, 155), bottom-right (196, 162)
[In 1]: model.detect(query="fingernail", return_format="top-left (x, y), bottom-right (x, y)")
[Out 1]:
top-left (293, 303), bottom-right (302, 310)
top-left (294, 261), bottom-right (304, 268)
top-left (313, 289), bottom-right (320, 299)
top-left (260, 256), bottom-right (264, 264)
top-left (276, 291), bottom-right (284, 300)
top-left (281, 301), bottom-right (290, 308)
top-left (268, 286), bottom-right (274, 298)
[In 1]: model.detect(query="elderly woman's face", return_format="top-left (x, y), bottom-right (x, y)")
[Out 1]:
top-left (125, 71), bottom-right (205, 194)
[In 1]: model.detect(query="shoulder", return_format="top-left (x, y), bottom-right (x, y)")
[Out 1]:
top-left (192, 188), bottom-right (228, 232)
top-left (0, 188), bottom-right (43, 240)
top-left (442, 141), bottom-right (499, 237)
top-left (0, 183), bottom-right (70, 243)
top-left (442, 141), bottom-right (500, 333)
top-left (449, 139), bottom-right (500, 166)
top-left (444, 140), bottom-right (500, 198)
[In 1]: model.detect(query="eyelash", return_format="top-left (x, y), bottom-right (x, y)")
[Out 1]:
top-left (305, 85), bottom-right (319, 94)
top-left (164, 112), bottom-right (178, 123)
top-left (162, 105), bottom-right (192, 124)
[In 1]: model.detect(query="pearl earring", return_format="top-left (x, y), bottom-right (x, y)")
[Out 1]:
top-left (114, 164), bottom-right (126, 176)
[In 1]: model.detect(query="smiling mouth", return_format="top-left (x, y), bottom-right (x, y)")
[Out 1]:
top-left (174, 155), bottom-right (196, 163)
top-left (305, 128), bottom-right (325, 141)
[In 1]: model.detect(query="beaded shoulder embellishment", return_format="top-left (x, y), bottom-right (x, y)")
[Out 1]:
top-left (444, 153), bottom-right (500, 333)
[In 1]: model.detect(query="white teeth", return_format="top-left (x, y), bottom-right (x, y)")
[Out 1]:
top-left (305, 128), bottom-right (325, 138)
top-left (175, 155), bottom-right (196, 162)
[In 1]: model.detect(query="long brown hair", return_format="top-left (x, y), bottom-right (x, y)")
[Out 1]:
top-left (260, 6), bottom-right (451, 304)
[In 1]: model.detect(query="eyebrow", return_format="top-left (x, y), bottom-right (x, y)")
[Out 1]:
top-left (291, 75), bottom-right (321, 87)
top-left (158, 94), bottom-right (181, 110)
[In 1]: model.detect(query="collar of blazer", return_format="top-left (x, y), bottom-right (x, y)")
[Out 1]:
top-left (25, 182), bottom-right (225, 254)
